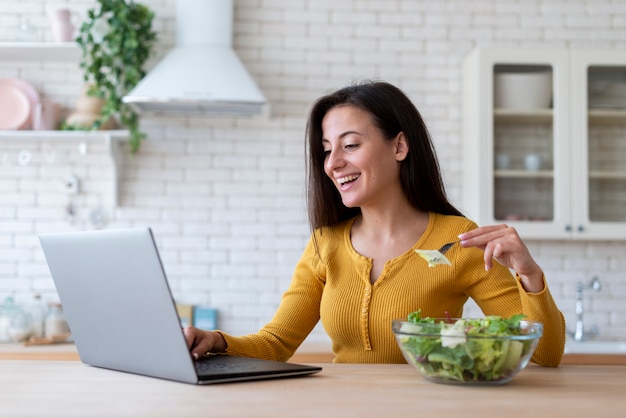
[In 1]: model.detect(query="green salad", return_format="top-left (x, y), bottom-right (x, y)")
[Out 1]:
top-left (396, 311), bottom-right (540, 383)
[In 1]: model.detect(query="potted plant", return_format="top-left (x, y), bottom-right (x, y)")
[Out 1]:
top-left (72, 0), bottom-right (157, 153)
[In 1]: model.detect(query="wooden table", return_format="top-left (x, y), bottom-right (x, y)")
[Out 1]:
top-left (0, 343), bottom-right (79, 361)
top-left (0, 343), bottom-right (337, 363)
top-left (0, 360), bottom-right (624, 417)
top-left (2, 342), bottom-right (625, 364)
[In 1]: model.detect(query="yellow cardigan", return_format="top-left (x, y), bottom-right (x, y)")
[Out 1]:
top-left (219, 213), bottom-right (566, 366)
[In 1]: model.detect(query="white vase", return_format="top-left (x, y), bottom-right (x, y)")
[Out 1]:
top-left (48, 8), bottom-right (75, 43)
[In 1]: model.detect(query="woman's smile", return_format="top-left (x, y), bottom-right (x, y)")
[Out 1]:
top-left (337, 174), bottom-right (361, 190)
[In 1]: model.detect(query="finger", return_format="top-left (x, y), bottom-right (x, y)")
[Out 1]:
top-left (191, 334), bottom-right (215, 360)
top-left (459, 226), bottom-right (508, 249)
top-left (459, 224), bottom-right (507, 241)
top-left (483, 242), bottom-right (495, 271)
top-left (184, 327), bottom-right (208, 359)
top-left (191, 346), bottom-right (204, 360)
top-left (183, 326), bottom-right (197, 349)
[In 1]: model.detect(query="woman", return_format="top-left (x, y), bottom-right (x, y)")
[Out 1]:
top-left (184, 81), bottom-right (565, 366)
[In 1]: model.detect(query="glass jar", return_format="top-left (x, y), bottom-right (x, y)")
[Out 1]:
top-left (0, 297), bottom-right (33, 343)
top-left (8, 308), bottom-right (32, 342)
top-left (29, 293), bottom-right (47, 339)
top-left (44, 303), bottom-right (70, 339)
top-left (0, 304), bottom-right (11, 343)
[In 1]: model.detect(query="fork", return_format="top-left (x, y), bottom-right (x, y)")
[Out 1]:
top-left (438, 241), bottom-right (457, 255)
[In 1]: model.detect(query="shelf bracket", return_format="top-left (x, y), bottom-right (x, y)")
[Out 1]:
top-left (105, 133), bottom-right (124, 207)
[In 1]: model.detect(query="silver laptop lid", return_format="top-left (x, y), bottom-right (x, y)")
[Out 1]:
top-left (39, 228), bottom-right (199, 384)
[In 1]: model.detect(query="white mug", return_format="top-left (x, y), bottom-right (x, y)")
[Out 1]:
top-left (32, 101), bottom-right (62, 130)
top-left (524, 154), bottom-right (542, 171)
top-left (495, 154), bottom-right (510, 170)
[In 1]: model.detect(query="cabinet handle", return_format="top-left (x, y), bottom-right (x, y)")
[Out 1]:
top-left (577, 225), bottom-right (585, 233)
top-left (565, 225), bottom-right (572, 232)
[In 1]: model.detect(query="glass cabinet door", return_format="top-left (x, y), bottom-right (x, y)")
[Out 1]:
top-left (586, 66), bottom-right (626, 222)
top-left (463, 48), bottom-right (570, 240)
top-left (571, 52), bottom-right (626, 239)
top-left (492, 64), bottom-right (556, 223)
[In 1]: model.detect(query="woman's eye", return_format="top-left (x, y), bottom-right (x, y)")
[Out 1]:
top-left (323, 149), bottom-right (331, 157)
top-left (345, 143), bottom-right (358, 150)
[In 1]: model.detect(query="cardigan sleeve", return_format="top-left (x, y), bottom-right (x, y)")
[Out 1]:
top-left (513, 273), bottom-right (566, 367)
top-left (218, 236), bottom-right (325, 361)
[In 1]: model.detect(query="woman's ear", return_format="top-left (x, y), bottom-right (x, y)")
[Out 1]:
top-left (394, 132), bottom-right (409, 162)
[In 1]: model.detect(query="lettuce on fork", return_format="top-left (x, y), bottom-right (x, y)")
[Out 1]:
top-left (414, 249), bottom-right (451, 267)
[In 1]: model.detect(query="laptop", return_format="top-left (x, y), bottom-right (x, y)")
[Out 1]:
top-left (38, 227), bottom-right (322, 385)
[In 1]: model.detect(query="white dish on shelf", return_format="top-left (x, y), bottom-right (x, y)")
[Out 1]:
top-left (494, 70), bottom-right (553, 110)
top-left (0, 83), bottom-right (31, 130)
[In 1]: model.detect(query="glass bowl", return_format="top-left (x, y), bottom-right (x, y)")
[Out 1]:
top-left (392, 317), bottom-right (543, 385)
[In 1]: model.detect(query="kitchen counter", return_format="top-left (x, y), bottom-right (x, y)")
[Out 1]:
top-left (561, 352), bottom-right (626, 365)
top-left (2, 341), bottom-right (625, 364)
top-left (0, 342), bottom-right (79, 361)
top-left (1, 360), bottom-right (625, 417)
top-left (0, 342), bottom-right (336, 363)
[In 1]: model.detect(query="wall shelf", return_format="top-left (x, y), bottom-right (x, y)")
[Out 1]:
top-left (0, 42), bottom-right (80, 61)
top-left (0, 130), bottom-right (129, 206)
top-left (1, 42), bottom-right (129, 206)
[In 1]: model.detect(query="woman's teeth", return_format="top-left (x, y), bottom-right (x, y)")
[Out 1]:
top-left (338, 174), bottom-right (360, 185)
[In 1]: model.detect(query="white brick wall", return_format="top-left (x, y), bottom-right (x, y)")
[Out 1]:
top-left (1, 0), bottom-right (626, 342)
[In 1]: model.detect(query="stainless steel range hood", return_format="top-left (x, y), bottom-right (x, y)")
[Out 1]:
top-left (122, 0), bottom-right (267, 116)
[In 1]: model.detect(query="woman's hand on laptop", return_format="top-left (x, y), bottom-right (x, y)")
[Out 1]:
top-left (183, 326), bottom-right (227, 359)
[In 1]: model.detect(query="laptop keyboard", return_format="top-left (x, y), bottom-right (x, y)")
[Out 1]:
top-left (195, 357), bottom-right (256, 375)
top-left (192, 355), bottom-right (321, 382)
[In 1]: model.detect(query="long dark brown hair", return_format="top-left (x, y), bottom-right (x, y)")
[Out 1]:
top-left (305, 80), bottom-right (463, 231)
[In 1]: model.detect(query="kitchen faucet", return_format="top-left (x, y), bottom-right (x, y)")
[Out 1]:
top-left (568, 276), bottom-right (601, 342)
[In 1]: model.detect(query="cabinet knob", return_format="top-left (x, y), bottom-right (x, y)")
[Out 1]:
top-left (577, 225), bottom-right (585, 233)
top-left (565, 225), bottom-right (572, 232)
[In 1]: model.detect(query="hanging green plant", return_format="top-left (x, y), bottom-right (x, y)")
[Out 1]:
top-left (74, 0), bottom-right (157, 153)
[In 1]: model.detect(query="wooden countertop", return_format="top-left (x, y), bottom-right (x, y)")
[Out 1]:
top-left (561, 352), bottom-right (626, 365)
top-left (2, 342), bottom-right (625, 364)
top-left (0, 342), bottom-right (337, 363)
top-left (0, 360), bottom-right (625, 417)
top-left (0, 342), bottom-right (79, 361)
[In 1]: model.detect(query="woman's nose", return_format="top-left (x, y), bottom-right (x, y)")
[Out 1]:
top-left (325, 149), bottom-right (344, 172)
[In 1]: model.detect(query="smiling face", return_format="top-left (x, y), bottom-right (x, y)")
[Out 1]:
top-left (321, 105), bottom-right (409, 209)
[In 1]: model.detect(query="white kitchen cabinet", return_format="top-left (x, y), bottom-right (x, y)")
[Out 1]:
top-left (463, 48), bottom-right (626, 240)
